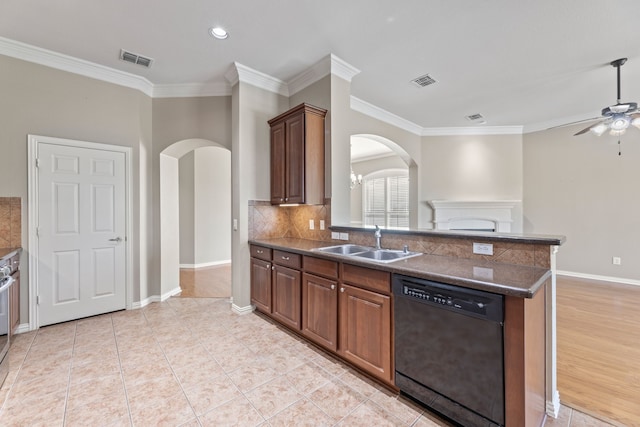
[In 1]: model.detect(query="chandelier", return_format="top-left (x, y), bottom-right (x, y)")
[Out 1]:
top-left (350, 168), bottom-right (362, 189)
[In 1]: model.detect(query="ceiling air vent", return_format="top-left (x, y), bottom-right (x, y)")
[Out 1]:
top-left (119, 49), bottom-right (154, 68)
top-left (466, 113), bottom-right (485, 122)
top-left (411, 73), bottom-right (437, 88)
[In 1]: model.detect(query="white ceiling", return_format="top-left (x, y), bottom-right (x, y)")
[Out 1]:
top-left (2, 0), bottom-right (640, 131)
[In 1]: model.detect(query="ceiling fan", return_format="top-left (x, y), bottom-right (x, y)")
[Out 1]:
top-left (574, 58), bottom-right (640, 136)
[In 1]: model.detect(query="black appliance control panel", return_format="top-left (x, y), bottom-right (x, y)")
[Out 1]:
top-left (394, 274), bottom-right (503, 323)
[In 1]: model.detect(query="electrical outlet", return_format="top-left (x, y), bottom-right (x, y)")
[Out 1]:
top-left (473, 242), bottom-right (494, 255)
top-left (309, 219), bottom-right (315, 230)
top-left (339, 232), bottom-right (349, 241)
top-left (613, 257), bottom-right (622, 265)
top-left (319, 220), bottom-right (325, 230)
top-left (331, 232), bottom-right (340, 240)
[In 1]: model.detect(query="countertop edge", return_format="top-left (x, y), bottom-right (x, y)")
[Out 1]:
top-left (249, 239), bottom-right (551, 299)
top-left (329, 226), bottom-right (566, 246)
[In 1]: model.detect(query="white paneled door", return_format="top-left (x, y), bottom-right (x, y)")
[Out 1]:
top-left (37, 142), bottom-right (126, 326)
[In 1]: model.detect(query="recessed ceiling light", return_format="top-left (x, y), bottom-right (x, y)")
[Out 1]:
top-left (209, 27), bottom-right (229, 40)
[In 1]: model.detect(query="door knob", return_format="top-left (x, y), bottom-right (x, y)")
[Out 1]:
top-left (109, 237), bottom-right (123, 242)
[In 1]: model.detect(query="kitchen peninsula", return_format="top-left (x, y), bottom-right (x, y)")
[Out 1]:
top-left (249, 227), bottom-right (564, 427)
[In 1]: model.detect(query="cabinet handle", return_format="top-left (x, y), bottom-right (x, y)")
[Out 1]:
top-left (340, 287), bottom-right (345, 293)
top-left (256, 250), bottom-right (263, 254)
top-left (281, 256), bottom-right (290, 261)
top-left (271, 266), bottom-right (275, 271)
top-left (285, 197), bottom-right (289, 202)
top-left (266, 263), bottom-right (271, 268)
top-left (331, 285), bottom-right (336, 290)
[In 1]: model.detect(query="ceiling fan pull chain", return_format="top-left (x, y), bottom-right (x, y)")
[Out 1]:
top-left (618, 139), bottom-right (621, 156)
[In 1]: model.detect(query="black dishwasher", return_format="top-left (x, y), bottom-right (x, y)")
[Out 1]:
top-left (393, 274), bottom-right (505, 427)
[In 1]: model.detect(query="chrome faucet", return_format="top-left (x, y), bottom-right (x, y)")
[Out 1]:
top-left (374, 225), bottom-right (382, 249)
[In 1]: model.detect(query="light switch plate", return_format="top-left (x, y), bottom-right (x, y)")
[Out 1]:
top-left (473, 242), bottom-right (493, 255)
top-left (309, 219), bottom-right (315, 230)
top-left (331, 232), bottom-right (340, 240)
top-left (339, 233), bottom-right (349, 241)
top-left (319, 220), bottom-right (325, 230)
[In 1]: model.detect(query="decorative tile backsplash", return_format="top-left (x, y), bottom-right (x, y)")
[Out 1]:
top-left (0, 197), bottom-right (22, 248)
top-left (248, 199), bottom-right (552, 269)
top-left (249, 200), bottom-right (332, 242)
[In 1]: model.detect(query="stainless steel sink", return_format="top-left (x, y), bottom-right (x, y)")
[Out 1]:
top-left (313, 244), bottom-right (373, 255)
top-left (313, 244), bottom-right (421, 263)
top-left (352, 249), bottom-right (422, 263)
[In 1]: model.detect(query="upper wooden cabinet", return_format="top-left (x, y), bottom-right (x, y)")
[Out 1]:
top-left (268, 103), bottom-right (327, 205)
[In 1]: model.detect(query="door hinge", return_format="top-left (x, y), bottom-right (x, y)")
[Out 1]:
top-left (37, 295), bottom-right (40, 305)
top-left (36, 158), bottom-right (40, 168)
top-left (36, 227), bottom-right (40, 237)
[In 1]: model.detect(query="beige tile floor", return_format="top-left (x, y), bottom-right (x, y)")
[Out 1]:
top-left (0, 297), bottom-right (615, 427)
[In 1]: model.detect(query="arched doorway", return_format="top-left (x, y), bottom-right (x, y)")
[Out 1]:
top-left (350, 134), bottom-right (418, 228)
top-left (160, 139), bottom-right (231, 298)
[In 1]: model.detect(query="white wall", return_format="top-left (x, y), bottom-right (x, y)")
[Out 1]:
top-left (194, 146), bottom-right (231, 265)
top-left (421, 134), bottom-right (524, 232)
top-left (179, 151), bottom-right (195, 264)
top-left (524, 126), bottom-right (640, 280)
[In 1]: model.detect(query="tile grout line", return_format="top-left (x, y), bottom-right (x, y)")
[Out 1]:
top-left (111, 313), bottom-right (135, 427)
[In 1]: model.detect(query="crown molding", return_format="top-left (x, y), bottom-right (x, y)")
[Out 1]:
top-left (0, 36), bottom-right (154, 96)
top-left (421, 125), bottom-right (523, 136)
top-left (153, 82), bottom-right (231, 98)
top-left (288, 54), bottom-right (361, 96)
top-left (350, 96), bottom-right (423, 135)
top-left (229, 62), bottom-right (289, 96)
top-left (330, 53), bottom-right (361, 82)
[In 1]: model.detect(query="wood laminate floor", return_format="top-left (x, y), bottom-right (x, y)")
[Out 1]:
top-left (179, 264), bottom-right (232, 298)
top-left (556, 275), bottom-right (640, 426)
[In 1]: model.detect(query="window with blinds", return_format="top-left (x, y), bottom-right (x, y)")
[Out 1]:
top-left (363, 172), bottom-right (409, 228)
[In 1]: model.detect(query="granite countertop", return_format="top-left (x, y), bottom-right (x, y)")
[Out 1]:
top-left (249, 238), bottom-right (552, 298)
top-left (0, 247), bottom-right (22, 261)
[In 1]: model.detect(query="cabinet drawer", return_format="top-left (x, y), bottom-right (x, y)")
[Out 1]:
top-left (250, 245), bottom-right (272, 261)
top-left (303, 256), bottom-right (338, 279)
top-left (273, 250), bottom-right (301, 269)
top-left (342, 263), bottom-right (391, 294)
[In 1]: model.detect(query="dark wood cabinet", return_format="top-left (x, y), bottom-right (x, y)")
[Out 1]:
top-left (268, 103), bottom-right (327, 205)
top-left (9, 270), bottom-right (20, 336)
top-left (301, 272), bottom-right (338, 351)
top-left (250, 257), bottom-right (272, 313)
top-left (249, 245), bottom-right (393, 386)
top-left (338, 283), bottom-right (393, 384)
top-left (271, 264), bottom-right (301, 330)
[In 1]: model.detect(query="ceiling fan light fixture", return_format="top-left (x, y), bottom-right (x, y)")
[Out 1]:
top-left (610, 114), bottom-right (630, 131)
top-left (632, 117), bottom-right (640, 129)
top-left (609, 128), bottom-right (626, 136)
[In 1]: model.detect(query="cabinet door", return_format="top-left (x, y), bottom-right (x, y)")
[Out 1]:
top-left (270, 121), bottom-right (287, 204)
top-left (250, 258), bottom-right (272, 313)
top-left (302, 273), bottom-right (337, 351)
top-left (272, 265), bottom-right (301, 330)
top-left (284, 113), bottom-right (305, 204)
top-left (339, 284), bottom-right (392, 383)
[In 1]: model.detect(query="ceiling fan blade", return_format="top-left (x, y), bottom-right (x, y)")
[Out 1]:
top-left (574, 120), bottom-right (609, 136)
top-left (574, 124), bottom-right (596, 136)
top-left (546, 116), bottom-right (601, 131)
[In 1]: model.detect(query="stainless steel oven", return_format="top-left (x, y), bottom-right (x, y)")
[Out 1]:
top-left (0, 272), bottom-right (13, 387)
top-left (393, 274), bottom-right (505, 427)
top-left (0, 249), bottom-right (19, 388)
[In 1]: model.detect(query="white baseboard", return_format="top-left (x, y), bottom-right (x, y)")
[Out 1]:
top-left (179, 260), bottom-right (231, 269)
top-left (15, 323), bottom-right (32, 334)
top-left (131, 286), bottom-right (182, 309)
top-left (557, 270), bottom-right (640, 287)
top-left (231, 303), bottom-right (254, 315)
top-left (546, 390), bottom-right (561, 418)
